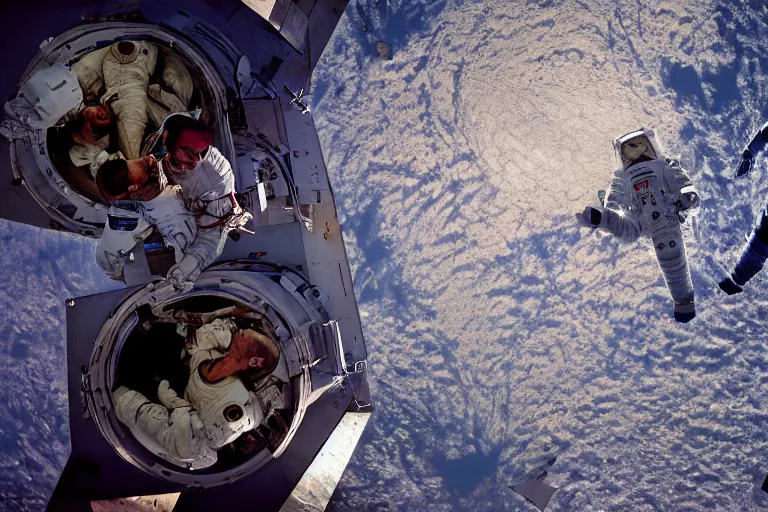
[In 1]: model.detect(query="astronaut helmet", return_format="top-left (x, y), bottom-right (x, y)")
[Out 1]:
top-left (613, 128), bottom-right (664, 170)
top-left (201, 378), bottom-right (264, 449)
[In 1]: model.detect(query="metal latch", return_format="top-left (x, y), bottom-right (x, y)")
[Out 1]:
top-left (284, 85), bottom-right (310, 115)
top-left (80, 365), bottom-right (91, 419)
top-left (346, 360), bottom-right (367, 375)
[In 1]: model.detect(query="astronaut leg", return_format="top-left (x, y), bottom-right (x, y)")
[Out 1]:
top-left (160, 50), bottom-right (193, 107)
top-left (113, 386), bottom-right (216, 466)
top-left (728, 205), bottom-right (768, 289)
top-left (109, 85), bottom-right (151, 160)
top-left (147, 85), bottom-right (187, 128)
top-left (650, 221), bottom-right (695, 322)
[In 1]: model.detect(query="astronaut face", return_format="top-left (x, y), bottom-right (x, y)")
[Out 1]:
top-left (622, 139), bottom-right (649, 161)
top-left (83, 104), bottom-right (113, 129)
top-left (164, 128), bottom-right (212, 175)
top-left (620, 135), bottom-right (656, 168)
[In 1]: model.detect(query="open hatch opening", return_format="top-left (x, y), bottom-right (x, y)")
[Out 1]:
top-left (46, 40), bottom-right (218, 204)
top-left (112, 294), bottom-right (295, 475)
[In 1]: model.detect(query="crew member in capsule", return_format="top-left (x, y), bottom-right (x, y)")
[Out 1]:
top-left (95, 152), bottom-right (197, 281)
top-left (95, 113), bottom-right (250, 289)
top-left (718, 120), bottom-right (768, 294)
top-left (112, 318), bottom-right (281, 467)
top-left (576, 128), bottom-right (701, 322)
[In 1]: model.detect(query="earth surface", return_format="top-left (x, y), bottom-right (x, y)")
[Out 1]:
top-left (3, 0), bottom-right (768, 511)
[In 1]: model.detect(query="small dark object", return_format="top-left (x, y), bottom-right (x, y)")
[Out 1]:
top-left (509, 476), bottom-right (558, 511)
top-left (718, 277), bottom-right (743, 296)
top-left (509, 462), bottom-right (559, 511)
top-left (674, 310), bottom-right (696, 323)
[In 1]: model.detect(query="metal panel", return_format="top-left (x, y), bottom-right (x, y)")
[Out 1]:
top-left (280, 412), bottom-right (371, 511)
top-left (48, 286), bottom-right (180, 511)
top-left (279, 2), bottom-right (310, 52)
top-left (241, 0), bottom-right (349, 66)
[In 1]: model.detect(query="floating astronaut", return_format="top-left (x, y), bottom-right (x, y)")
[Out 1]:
top-left (577, 128), bottom-right (701, 322)
top-left (113, 319), bottom-right (281, 468)
top-left (716, 120), bottom-right (768, 295)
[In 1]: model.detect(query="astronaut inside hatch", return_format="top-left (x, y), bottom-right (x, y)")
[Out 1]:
top-left (71, 40), bottom-right (194, 160)
top-left (113, 318), bottom-right (282, 467)
top-left (576, 128), bottom-right (701, 322)
top-left (95, 114), bottom-right (251, 290)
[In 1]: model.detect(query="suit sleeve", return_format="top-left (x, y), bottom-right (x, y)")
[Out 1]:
top-left (599, 170), bottom-right (641, 243)
top-left (664, 159), bottom-right (700, 216)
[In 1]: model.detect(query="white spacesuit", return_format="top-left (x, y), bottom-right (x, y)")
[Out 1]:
top-left (95, 170), bottom-right (197, 280)
top-left (71, 46), bottom-right (110, 104)
top-left (112, 380), bottom-right (216, 468)
top-left (162, 145), bottom-right (241, 290)
top-left (146, 49), bottom-right (194, 128)
top-left (113, 319), bottom-right (267, 467)
top-left (579, 129), bottom-right (700, 322)
top-left (102, 41), bottom-right (158, 160)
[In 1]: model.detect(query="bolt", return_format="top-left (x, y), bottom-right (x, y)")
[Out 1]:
top-left (67, 299), bottom-right (75, 307)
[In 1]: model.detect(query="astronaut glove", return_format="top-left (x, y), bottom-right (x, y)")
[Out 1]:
top-left (576, 206), bottom-right (602, 228)
top-left (676, 191), bottom-right (699, 212)
top-left (167, 254), bottom-right (202, 292)
top-left (736, 149), bottom-right (754, 177)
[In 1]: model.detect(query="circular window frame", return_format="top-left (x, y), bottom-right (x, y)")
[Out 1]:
top-left (10, 21), bottom-right (235, 237)
top-left (86, 268), bottom-right (321, 487)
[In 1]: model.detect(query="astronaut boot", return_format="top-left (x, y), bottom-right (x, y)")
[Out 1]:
top-left (673, 301), bottom-right (696, 323)
top-left (718, 277), bottom-right (743, 296)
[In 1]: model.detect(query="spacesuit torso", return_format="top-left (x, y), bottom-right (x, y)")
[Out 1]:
top-left (95, 171), bottom-right (196, 278)
top-left (157, 145), bottom-right (238, 286)
top-left (113, 319), bottom-right (264, 468)
top-left (101, 41), bottom-right (158, 160)
top-left (185, 319), bottom-right (263, 449)
top-left (164, 146), bottom-right (235, 220)
top-left (605, 157), bottom-right (697, 237)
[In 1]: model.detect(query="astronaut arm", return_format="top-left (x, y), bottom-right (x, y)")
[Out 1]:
top-left (157, 380), bottom-right (191, 410)
top-left (113, 386), bottom-right (214, 463)
top-left (664, 160), bottom-right (700, 214)
top-left (597, 207), bottom-right (641, 243)
top-left (166, 225), bottom-right (228, 288)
